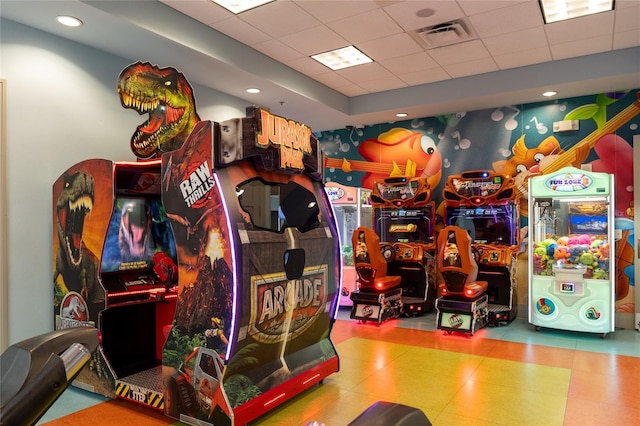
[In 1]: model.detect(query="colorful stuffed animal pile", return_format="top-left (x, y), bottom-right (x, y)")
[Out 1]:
top-left (532, 233), bottom-right (610, 279)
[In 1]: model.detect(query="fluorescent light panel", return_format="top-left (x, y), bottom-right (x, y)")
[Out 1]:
top-left (311, 46), bottom-right (373, 71)
top-left (539, 0), bottom-right (614, 23)
top-left (211, 0), bottom-right (273, 14)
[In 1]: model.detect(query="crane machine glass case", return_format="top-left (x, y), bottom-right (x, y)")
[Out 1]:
top-left (528, 167), bottom-right (615, 337)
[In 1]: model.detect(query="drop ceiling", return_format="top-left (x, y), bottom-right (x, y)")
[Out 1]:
top-left (1, 0), bottom-right (639, 131)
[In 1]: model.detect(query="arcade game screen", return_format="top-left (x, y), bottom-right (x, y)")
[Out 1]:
top-left (445, 204), bottom-right (518, 246)
top-left (101, 198), bottom-right (177, 286)
top-left (374, 205), bottom-right (435, 244)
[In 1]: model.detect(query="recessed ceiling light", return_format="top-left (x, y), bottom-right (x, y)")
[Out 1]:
top-left (210, 0), bottom-right (274, 14)
top-left (539, 0), bottom-right (614, 24)
top-left (311, 46), bottom-right (373, 71)
top-left (56, 15), bottom-right (83, 27)
top-left (542, 91), bottom-right (557, 97)
top-left (396, 112), bottom-right (408, 118)
top-left (246, 88), bottom-right (261, 94)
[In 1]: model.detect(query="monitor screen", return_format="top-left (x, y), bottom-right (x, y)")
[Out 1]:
top-left (445, 203), bottom-right (517, 246)
top-left (101, 198), bottom-right (177, 273)
top-left (568, 214), bottom-right (608, 235)
top-left (374, 205), bottom-right (434, 244)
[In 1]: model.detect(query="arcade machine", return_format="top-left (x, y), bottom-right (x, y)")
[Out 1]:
top-left (435, 226), bottom-right (489, 336)
top-left (439, 170), bottom-right (521, 328)
top-left (53, 158), bottom-right (178, 402)
top-left (349, 226), bottom-right (403, 324)
top-left (324, 182), bottom-right (372, 306)
top-left (53, 94), bottom-right (340, 426)
top-left (160, 107), bottom-right (341, 424)
top-left (528, 167), bottom-right (615, 338)
top-left (349, 176), bottom-right (437, 323)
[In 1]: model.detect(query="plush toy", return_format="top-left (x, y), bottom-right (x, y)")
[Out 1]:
top-left (596, 242), bottom-right (610, 260)
top-left (568, 234), bottom-right (591, 246)
top-left (590, 238), bottom-right (603, 252)
top-left (579, 251), bottom-right (598, 268)
top-left (533, 245), bottom-right (551, 275)
top-left (534, 246), bottom-right (547, 257)
top-left (554, 245), bottom-right (571, 261)
top-left (557, 236), bottom-right (569, 246)
top-left (592, 268), bottom-right (608, 280)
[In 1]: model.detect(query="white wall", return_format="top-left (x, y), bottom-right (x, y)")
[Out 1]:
top-left (0, 18), bottom-right (249, 344)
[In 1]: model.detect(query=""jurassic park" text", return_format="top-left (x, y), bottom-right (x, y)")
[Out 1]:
top-left (256, 109), bottom-right (312, 171)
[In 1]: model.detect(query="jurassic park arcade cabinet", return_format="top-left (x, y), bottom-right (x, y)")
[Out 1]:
top-left (160, 107), bottom-right (340, 425)
top-left (53, 158), bottom-right (177, 402)
top-left (53, 61), bottom-right (339, 426)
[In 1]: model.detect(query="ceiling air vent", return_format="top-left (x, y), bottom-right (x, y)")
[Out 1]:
top-left (413, 19), bottom-right (475, 49)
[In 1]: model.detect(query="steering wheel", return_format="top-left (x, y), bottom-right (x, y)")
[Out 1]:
top-left (380, 244), bottom-right (395, 262)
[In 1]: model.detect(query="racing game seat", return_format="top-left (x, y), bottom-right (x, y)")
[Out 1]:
top-left (437, 226), bottom-right (487, 299)
top-left (352, 227), bottom-right (402, 292)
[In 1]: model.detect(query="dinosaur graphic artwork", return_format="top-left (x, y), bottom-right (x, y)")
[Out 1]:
top-left (117, 62), bottom-right (201, 159)
top-left (53, 169), bottom-right (104, 323)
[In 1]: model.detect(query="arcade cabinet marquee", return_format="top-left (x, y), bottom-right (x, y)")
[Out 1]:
top-left (52, 106), bottom-right (341, 425)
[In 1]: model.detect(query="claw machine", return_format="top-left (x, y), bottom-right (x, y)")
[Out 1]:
top-left (528, 167), bottom-right (615, 337)
top-left (325, 182), bottom-right (372, 306)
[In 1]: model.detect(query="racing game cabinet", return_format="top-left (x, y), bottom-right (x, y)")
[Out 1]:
top-left (435, 226), bottom-right (489, 336)
top-left (349, 227), bottom-right (403, 324)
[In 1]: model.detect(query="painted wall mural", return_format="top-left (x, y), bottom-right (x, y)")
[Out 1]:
top-left (318, 89), bottom-right (638, 317)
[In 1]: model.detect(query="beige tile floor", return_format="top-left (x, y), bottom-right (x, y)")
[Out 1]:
top-left (251, 314), bottom-right (640, 426)
top-left (40, 312), bottom-right (640, 426)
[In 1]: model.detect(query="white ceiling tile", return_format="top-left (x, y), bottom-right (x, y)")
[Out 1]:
top-left (159, 0), bottom-right (234, 24)
top-left (468, 1), bottom-right (543, 38)
top-left (616, 0), bottom-right (640, 9)
top-left (483, 27), bottom-right (548, 56)
top-left (493, 46), bottom-right (553, 70)
top-left (210, 16), bottom-right (271, 45)
top-left (383, 0), bottom-right (465, 31)
top-left (427, 39), bottom-right (490, 65)
top-left (285, 56), bottom-right (333, 76)
top-left (337, 62), bottom-right (395, 83)
top-left (294, 0), bottom-right (380, 23)
top-left (335, 84), bottom-right (370, 96)
top-left (311, 71), bottom-right (357, 88)
top-left (280, 26), bottom-right (348, 56)
top-left (6, 0), bottom-right (640, 131)
top-left (545, 12), bottom-right (614, 44)
top-left (614, 5), bottom-right (640, 33)
top-left (443, 57), bottom-right (499, 78)
top-left (358, 75), bottom-right (408, 92)
top-left (239, 1), bottom-right (320, 38)
top-left (252, 39), bottom-right (305, 63)
top-left (359, 33), bottom-right (423, 61)
top-left (550, 35), bottom-right (614, 60)
top-left (457, 0), bottom-right (531, 17)
top-left (613, 29), bottom-right (640, 49)
top-left (378, 52), bottom-right (441, 74)
top-left (398, 67), bottom-right (451, 85)
top-left (327, 8), bottom-right (403, 44)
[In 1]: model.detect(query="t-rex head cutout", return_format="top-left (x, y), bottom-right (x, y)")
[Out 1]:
top-left (117, 62), bottom-right (200, 159)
